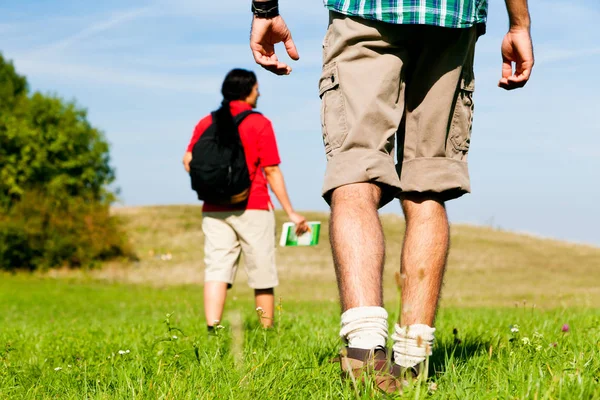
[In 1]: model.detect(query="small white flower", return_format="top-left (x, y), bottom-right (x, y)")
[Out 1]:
top-left (521, 337), bottom-right (530, 345)
top-left (118, 349), bottom-right (130, 355)
top-left (172, 336), bottom-right (178, 340)
top-left (535, 345), bottom-right (543, 352)
top-left (510, 325), bottom-right (519, 333)
top-left (54, 367), bottom-right (62, 371)
top-left (216, 325), bottom-right (224, 330)
top-left (256, 307), bottom-right (263, 312)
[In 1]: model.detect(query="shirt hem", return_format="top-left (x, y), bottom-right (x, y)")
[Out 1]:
top-left (325, 6), bottom-right (487, 28)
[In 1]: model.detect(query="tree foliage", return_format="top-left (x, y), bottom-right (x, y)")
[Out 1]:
top-left (0, 53), bottom-right (133, 270)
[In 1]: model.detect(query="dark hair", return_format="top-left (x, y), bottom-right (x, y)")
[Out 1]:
top-left (215, 69), bottom-right (257, 145)
top-left (221, 69), bottom-right (257, 101)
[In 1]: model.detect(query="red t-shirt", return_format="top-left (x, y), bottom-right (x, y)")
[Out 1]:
top-left (187, 101), bottom-right (280, 212)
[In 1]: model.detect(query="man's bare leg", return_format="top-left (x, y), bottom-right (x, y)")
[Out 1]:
top-left (255, 288), bottom-right (274, 328)
top-left (391, 194), bottom-right (449, 369)
top-left (399, 195), bottom-right (450, 326)
top-left (330, 183), bottom-right (385, 310)
top-left (331, 183), bottom-right (389, 350)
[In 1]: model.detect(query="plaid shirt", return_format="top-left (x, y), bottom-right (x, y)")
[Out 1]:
top-left (324, 0), bottom-right (488, 28)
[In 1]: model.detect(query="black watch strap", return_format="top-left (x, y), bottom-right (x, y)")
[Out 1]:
top-left (252, 0), bottom-right (279, 18)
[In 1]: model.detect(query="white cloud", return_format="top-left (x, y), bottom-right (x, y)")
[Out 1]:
top-left (26, 6), bottom-right (154, 56)
top-left (152, 0), bottom-right (253, 19)
top-left (13, 58), bottom-right (220, 94)
top-left (535, 47), bottom-right (600, 64)
top-left (122, 44), bottom-right (253, 70)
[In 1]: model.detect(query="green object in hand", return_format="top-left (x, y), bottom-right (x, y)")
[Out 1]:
top-left (279, 221), bottom-right (321, 247)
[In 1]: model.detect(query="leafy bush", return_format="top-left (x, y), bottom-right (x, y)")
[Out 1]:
top-left (0, 192), bottom-right (135, 270)
top-left (0, 53), bottom-right (134, 270)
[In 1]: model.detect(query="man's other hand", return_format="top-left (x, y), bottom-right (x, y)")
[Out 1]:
top-left (250, 16), bottom-right (299, 75)
top-left (499, 28), bottom-right (534, 90)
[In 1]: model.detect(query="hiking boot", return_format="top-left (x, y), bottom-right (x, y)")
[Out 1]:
top-left (336, 346), bottom-right (402, 394)
top-left (390, 362), bottom-right (422, 382)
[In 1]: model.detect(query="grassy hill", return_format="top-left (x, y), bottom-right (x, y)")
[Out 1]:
top-left (2, 205), bottom-right (599, 399)
top-left (67, 205), bottom-right (600, 308)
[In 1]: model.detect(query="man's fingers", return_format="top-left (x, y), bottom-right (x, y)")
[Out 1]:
top-left (511, 67), bottom-right (531, 82)
top-left (501, 56), bottom-right (513, 80)
top-left (508, 79), bottom-right (527, 88)
top-left (500, 67), bottom-right (531, 90)
top-left (498, 78), bottom-right (527, 90)
top-left (284, 36), bottom-right (300, 61)
top-left (507, 74), bottom-right (528, 84)
top-left (499, 57), bottom-right (513, 89)
top-left (261, 61), bottom-right (292, 75)
top-left (252, 50), bottom-right (277, 66)
top-left (499, 54), bottom-right (531, 90)
top-left (252, 49), bottom-right (291, 74)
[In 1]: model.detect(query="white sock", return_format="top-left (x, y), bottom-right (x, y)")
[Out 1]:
top-left (391, 324), bottom-right (435, 367)
top-left (339, 306), bottom-right (388, 350)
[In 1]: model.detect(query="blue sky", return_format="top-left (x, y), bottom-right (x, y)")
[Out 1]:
top-left (1, 0), bottom-right (599, 245)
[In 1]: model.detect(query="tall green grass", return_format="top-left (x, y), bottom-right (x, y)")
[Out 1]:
top-left (1, 276), bottom-right (598, 399)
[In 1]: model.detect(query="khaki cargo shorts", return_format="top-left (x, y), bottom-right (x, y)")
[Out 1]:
top-left (320, 12), bottom-right (478, 206)
top-left (202, 210), bottom-right (277, 289)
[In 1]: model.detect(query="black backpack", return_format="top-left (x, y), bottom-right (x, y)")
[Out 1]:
top-left (189, 110), bottom-right (258, 204)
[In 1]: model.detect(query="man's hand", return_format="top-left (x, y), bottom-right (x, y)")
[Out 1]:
top-left (182, 151), bottom-right (192, 173)
top-left (499, 28), bottom-right (534, 90)
top-left (288, 211), bottom-right (309, 236)
top-left (250, 15), bottom-right (299, 75)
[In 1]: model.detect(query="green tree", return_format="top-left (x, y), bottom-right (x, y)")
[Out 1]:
top-left (0, 53), bottom-right (27, 115)
top-left (0, 53), bottom-right (133, 270)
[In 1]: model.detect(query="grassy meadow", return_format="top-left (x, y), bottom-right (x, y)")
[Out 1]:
top-left (1, 205), bottom-right (599, 399)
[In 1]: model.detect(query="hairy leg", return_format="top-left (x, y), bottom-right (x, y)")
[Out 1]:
top-left (399, 195), bottom-right (450, 326)
top-left (330, 183), bottom-right (386, 311)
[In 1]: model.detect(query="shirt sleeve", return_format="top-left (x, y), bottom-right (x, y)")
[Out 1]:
top-left (186, 116), bottom-right (211, 152)
top-left (256, 117), bottom-right (281, 167)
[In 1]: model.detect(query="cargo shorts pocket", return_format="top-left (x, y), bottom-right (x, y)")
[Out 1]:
top-left (319, 62), bottom-right (348, 156)
top-left (449, 70), bottom-right (475, 160)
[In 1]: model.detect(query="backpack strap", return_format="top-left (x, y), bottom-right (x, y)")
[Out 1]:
top-left (234, 110), bottom-right (261, 125)
top-left (232, 110), bottom-right (262, 184)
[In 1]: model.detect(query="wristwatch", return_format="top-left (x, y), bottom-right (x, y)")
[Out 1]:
top-left (251, 0), bottom-right (279, 18)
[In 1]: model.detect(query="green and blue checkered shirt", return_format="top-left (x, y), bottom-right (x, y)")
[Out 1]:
top-left (324, 0), bottom-right (488, 28)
